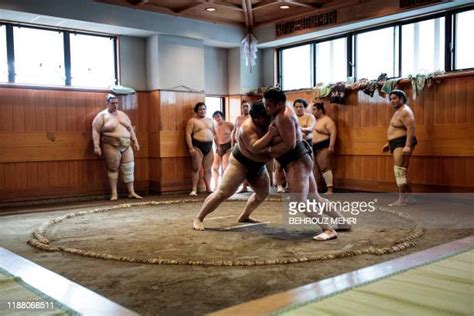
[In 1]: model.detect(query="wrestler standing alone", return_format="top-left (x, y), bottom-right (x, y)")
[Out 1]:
top-left (294, 99), bottom-right (316, 147)
top-left (212, 111), bottom-right (234, 190)
top-left (186, 102), bottom-right (217, 196)
top-left (312, 103), bottom-right (337, 194)
top-left (383, 89), bottom-right (417, 206)
top-left (92, 94), bottom-right (142, 201)
top-left (231, 101), bottom-right (251, 193)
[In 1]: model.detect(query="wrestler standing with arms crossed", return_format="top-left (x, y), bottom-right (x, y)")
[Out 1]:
top-left (92, 94), bottom-right (142, 201)
top-left (383, 89), bottom-right (417, 206)
top-left (186, 102), bottom-right (217, 196)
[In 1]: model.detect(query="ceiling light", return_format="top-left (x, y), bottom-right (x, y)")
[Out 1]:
top-left (280, 5), bottom-right (290, 9)
top-left (205, 7), bottom-right (216, 12)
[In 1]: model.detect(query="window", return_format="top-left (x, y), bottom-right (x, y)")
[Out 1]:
top-left (0, 25), bottom-right (7, 83)
top-left (14, 27), bottom-right (65, 85)
top-left (315, 37), bottom-right (347, 84)
top-left (70, 34), bottom-right (116, 88)
top-left (402, 17), bottom-right (445, 76)
top-left (356, 26), bottom-right (398, 79)
top-left (281, 44), bottom-right (312, 90)
top-left (277, 7), bottom-right (474, 89)
top-left (205, 97), bottom-right (224, 119)
top-left (0, 23), bottom-right (118, 87)
top-left (455, 9), bottom-right (474, 70)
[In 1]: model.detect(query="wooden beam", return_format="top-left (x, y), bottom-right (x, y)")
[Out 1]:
top-left (284, 0), bottom-right (324, 9)
top-left (246, 0), bottom-right (254, 28)
top-left (254, 0), bottom-right (323, 11)
top-left (241, 0), bottom-right (250, 29)
top-left (175, 3), bottom-right (204, 14)
top-left (253, 0), bottom-right (278, 11)
top-left (199, 0), bottom-right (244, 11)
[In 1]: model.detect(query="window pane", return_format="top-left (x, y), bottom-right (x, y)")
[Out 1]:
top-left (402, 17), bottom-right (445, 76)
top-left (356, 27), bottom-right (397, 79)
top-left (0, 25), bottom-right (7, 83)
top-left (70, 34), bottom-right (116, 88)
top-left (316, 37), bottom-right (347, 84)
top-left (456, 10), bottom-right (474, 70)
top-left (281, 45), bottom-right (312, 90)
top-left (205, 97), bottom-right (224, 119)
top-left (14, 27), bottom-right (65, 85)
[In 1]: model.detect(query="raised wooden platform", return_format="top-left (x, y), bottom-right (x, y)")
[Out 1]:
top-left (0, 248), bottom-right (138, 316)
top-left (212, 235), bottom-right (474, 315)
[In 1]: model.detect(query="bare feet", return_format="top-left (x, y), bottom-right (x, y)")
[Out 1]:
top-left (388, 200), bottom-right (408, 207)
top-left (128, 192), bottom-right (142, 199)
top-left (237, 216), bottom-right (260, 223)
top-left (313, 229), bottom-right (337, 241)
top-left (325, 187), bottom-right (334, 195)
top-left (110, 195), bottom-right (118, 201)
top-left (193, 218), bottom-right (205, 231)
top-left (189, 190), bottom-right (198, 197)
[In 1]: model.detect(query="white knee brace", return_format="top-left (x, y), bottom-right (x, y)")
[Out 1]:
top-left (322, 170), bottom-right (334, 187)
top-left (121, 162), bottom-right (135, 183)
top-left (107, 170), bottom-right (119, 180)
top-left (394, 166), bottom-right (407, 187)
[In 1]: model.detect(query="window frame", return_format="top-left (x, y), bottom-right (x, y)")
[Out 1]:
top-left (0, 21), bottom-right (118, 88)
top-left (313, 34), bottom-right (348, 84)
top-left (451, 6), bottom-right (474, 71)
top-left (204, 95), bottom-right (226, 119)
top-left (276, 4), bottom-right (474, 89)
top-left (353, 23), bottom-right (399, 80)
top-left (68, 31), bottom-right (118, 88)
top-left (279, 43), bottom-right (314, 91)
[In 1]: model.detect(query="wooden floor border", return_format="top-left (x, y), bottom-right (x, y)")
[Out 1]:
top-left (0, 248), bottom-right (138, 316)
top-left (211, 235), bottom-right (474, 316)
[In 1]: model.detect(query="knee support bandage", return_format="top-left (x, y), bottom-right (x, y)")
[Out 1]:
top-left (322, 170), bottom-right (334, 187)
top-left (394, 166), bottom-right (407, 187)
top-left (121, 162), bottom-right (135, 183)
top-left (107, 170), bottom-right (119, 180)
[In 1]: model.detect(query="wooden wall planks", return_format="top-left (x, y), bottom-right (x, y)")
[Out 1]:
top-left (0, 73), bottom-right (472, 203)
top-left (286, 76), bottom-right (474, 192)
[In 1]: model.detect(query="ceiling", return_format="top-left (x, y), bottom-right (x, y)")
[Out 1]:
top-left (95, 0), bottom-right (342, 29)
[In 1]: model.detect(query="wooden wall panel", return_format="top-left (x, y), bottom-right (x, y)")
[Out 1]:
top-left (149, 91), bottom-right (204, 193)
top-left (159, 157), bottom-right (192, 191)
top-left (1, 73), bottom-right (472, 202)
top-left (0, 87), bottom-right (150, 203)
top-left (227, 96), bottom-right (243, 123)
top-left (287, 74), bottom-right (474, 192)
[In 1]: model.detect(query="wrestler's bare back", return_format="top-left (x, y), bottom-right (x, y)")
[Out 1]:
top-left (272, 106), bottom-right (303, 146)
top-left (238, 119), bottom-right (271, 162)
